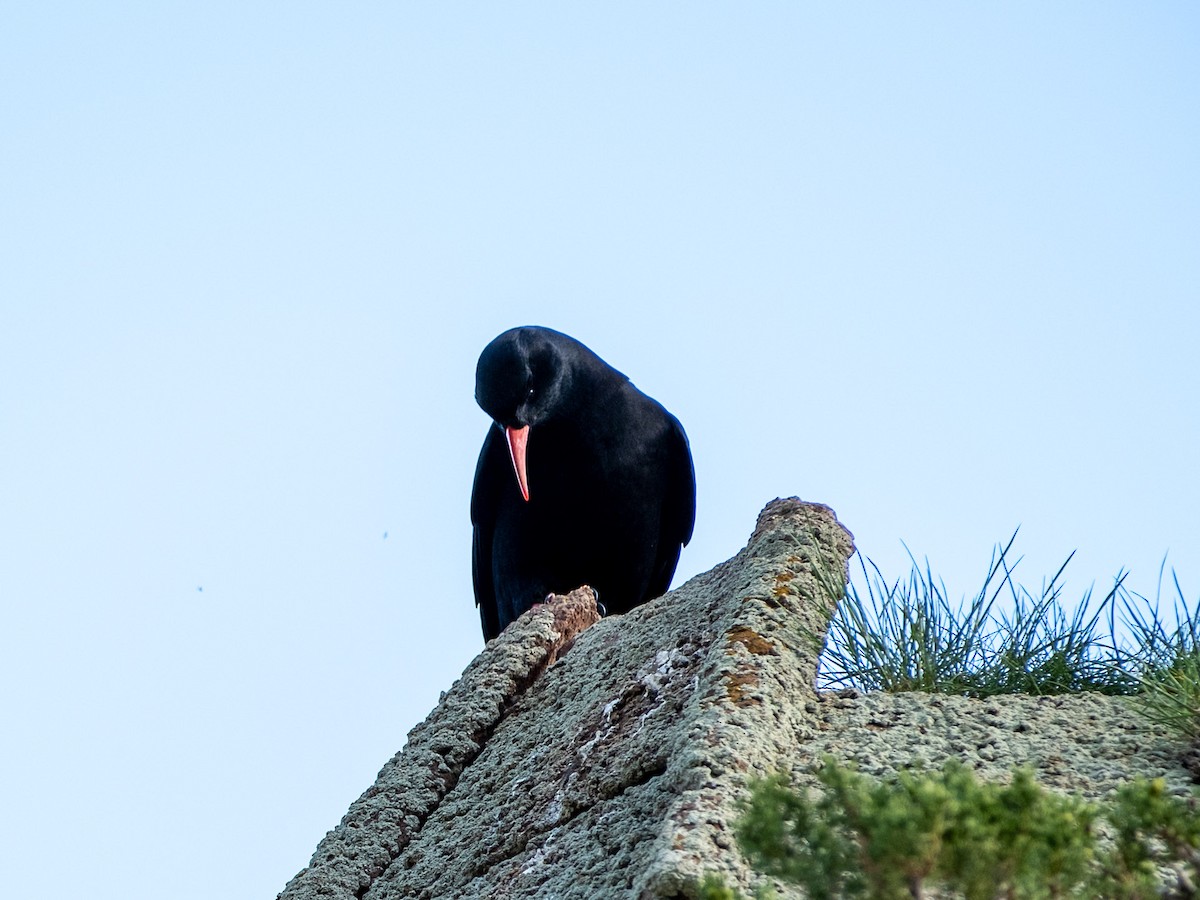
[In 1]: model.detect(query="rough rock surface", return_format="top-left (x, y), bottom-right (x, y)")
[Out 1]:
top-left (797, 690), bottom-right (1190, 806)
top-left (280, 498), bottom-right (853, 899)
top-left (279, 498), bottom-right (1194, 900)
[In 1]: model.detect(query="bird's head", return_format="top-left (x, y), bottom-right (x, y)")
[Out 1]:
top-left (475, 327), bottom-right (572, 430)
top-left (475, 326), bottom-right (576, 502)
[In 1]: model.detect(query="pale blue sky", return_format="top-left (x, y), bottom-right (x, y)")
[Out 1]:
top-left (1, 5), bottom-right (1197, 898)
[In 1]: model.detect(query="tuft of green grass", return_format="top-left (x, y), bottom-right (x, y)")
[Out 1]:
top-left (1119, 564), bottom-right (1200, 741)
top-left (816, 544), bottom-right (996, 695)
top-left (813, 534), bottom-right (1200, 760)
top-left (817, 532), bottom-right (1137, 698)
top-left (1138, 650), bottom-right (1200, 742)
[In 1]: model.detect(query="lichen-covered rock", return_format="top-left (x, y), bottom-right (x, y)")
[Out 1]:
top-left (279, 498), bottom-right (854, 900)
top-left (277, 586), bottom-right (603, 899)
top-left (796, 689), bottom-right (1194, 805)
top-left (281, 497), bottom-right (1195, 899)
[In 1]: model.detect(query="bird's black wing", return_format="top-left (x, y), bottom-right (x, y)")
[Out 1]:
top-left (470, 426), bottom-right (506, 640)
top-left (667, 413), bottom-right (697, 547)
top-left (647, 411), bottom-right (696, 599)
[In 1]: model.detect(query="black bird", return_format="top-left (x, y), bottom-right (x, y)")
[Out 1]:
top-left (471, 326), bottom-right (696, 640)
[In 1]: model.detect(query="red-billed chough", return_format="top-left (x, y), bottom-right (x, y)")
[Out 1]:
top-left (471, 326), bottom-right (696, 641)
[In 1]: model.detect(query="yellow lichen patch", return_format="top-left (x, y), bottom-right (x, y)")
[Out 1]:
top-left (726, 626), bottom-right (777, 656)
top-left (725, 671), bottom-right (761, 707)
top-left (772, 571), bottom-right (795, 598)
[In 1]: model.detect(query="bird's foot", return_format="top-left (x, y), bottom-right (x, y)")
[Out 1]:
top-left (526, 593), bottom-right (556, 615)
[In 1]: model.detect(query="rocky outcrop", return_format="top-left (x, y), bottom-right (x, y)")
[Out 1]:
top-left (278, 498), bottom-right (1193, 900)
top-left (279, 499), bottom-right (853, 899)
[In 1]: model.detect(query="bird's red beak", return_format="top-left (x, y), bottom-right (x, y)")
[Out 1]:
top-left (506, 425), bottom-right (531, 502)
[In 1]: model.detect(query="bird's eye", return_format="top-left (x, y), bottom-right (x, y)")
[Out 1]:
top-left (527, 387), bottom-right (535, 399)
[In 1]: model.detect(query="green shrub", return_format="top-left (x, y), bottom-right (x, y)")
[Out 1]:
top-left (703, 758), bottom-right (1200, 900)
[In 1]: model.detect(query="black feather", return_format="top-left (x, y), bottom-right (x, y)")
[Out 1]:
top-left (470, 326), bottom-right (696, 640)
